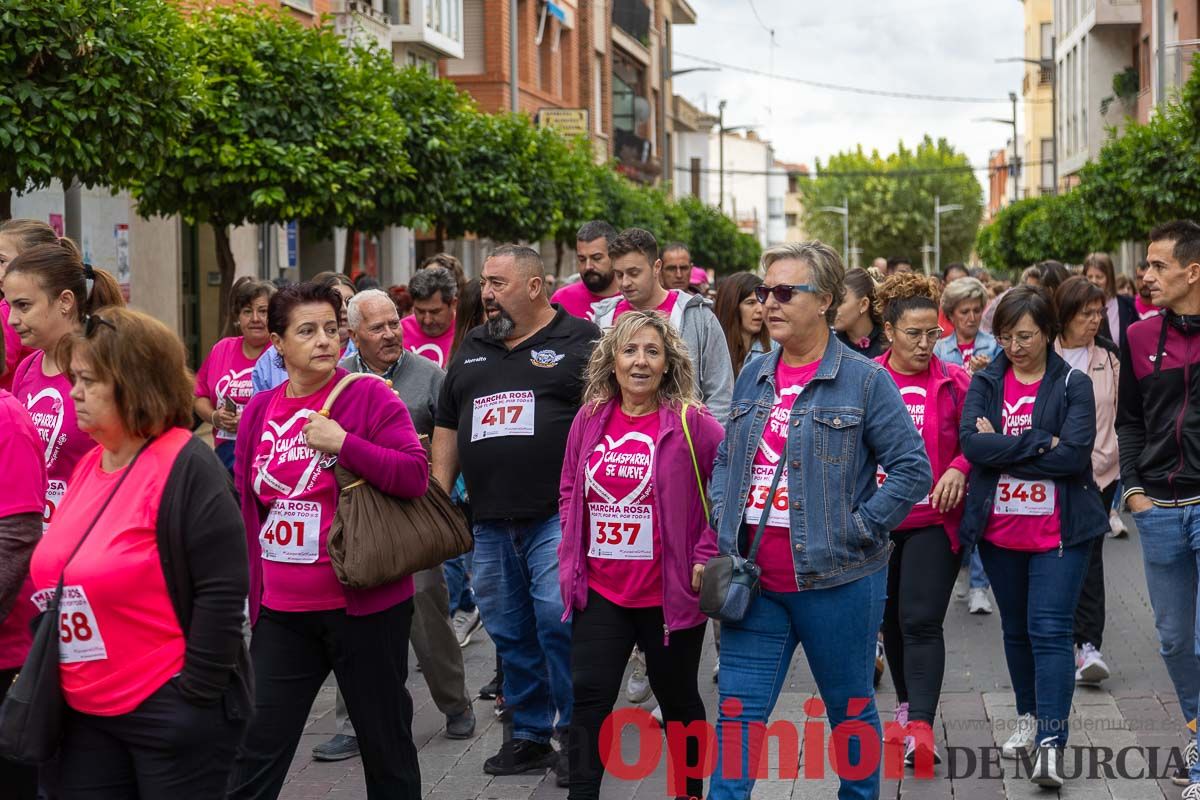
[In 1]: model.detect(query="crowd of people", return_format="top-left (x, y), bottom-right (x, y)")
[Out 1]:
top-left (1, 212), bottom-right (1200, 800)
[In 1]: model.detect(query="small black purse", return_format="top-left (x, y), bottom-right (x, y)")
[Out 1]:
top-left (0, 440), bottom-right (151, 764)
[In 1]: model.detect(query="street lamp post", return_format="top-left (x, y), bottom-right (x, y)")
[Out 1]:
top-left (816, 197), bottom-right (849, 264)
top-left (934, 196), bottom-right (963, 276)
top-left (718, 100), bottom-right (726, 212)
top-left (975, 93), bottom-right (1020, 202)
top-left (996, 53), bottom-right (1059, 195)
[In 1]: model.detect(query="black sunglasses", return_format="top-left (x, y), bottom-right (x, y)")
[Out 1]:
top-left (753, 283), bottom-right (817, 304)
top-left (84, 315), bottom-right (116, 337)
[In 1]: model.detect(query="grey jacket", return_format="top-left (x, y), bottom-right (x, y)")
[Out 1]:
top-left (593, 290), bottom-right (734, 424)
top-left (339, 351), bottom-right (445, 438)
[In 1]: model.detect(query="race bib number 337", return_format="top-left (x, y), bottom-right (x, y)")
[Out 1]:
top-left (471, 391), bottom-right (535, 442)
top-left (588, 502), bottom-right (653, 560)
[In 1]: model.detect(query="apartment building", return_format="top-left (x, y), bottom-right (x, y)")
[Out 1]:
top-left (1021, 0), bottom-right (1057, 197)
top-left (1133, 0), bottom-right (1200, 121)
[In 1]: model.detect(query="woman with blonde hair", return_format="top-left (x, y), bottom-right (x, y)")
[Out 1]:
top-left (558, 311), bottom-right (724, 800)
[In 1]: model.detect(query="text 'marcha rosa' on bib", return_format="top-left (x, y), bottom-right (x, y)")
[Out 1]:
top-left (43, 479), bottom-right (67, 531)
top-left (260, 498), bottom-right (322, 563)
top-left (471, 390), bottom-right (535, 441)
top-left (32, 584), bottom-right (108, 664)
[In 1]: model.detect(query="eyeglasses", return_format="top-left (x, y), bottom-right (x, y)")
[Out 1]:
top-left (996, 331), bottom-right (1042, 349)
top-left (84, 314), bottom-right (116, 337)
top-left (1076, 309), bottom-right (1104, 320)
top-left (754, 284), bottom-right (818, 304)
top-left (899, 327), bottom-right (945, 345)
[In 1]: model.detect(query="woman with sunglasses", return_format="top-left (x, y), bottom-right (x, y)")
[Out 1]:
top-left (26, 307), bottom-right (250, 797)
top-left (958, 286), bottom-right (1108, 788)
top-left (703, 242), bottom-right (931, 800)
top-left (873, 273), bottom-right (972, 769)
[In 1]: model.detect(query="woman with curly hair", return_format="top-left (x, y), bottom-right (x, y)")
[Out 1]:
top-left (874, 272), bottom-right (973, 768)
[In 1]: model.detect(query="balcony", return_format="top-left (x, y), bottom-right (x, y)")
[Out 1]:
top-left (612, 0), bottom-right (651, 47)
top-left (388, 0), bottom-right (464, 60)
top-left (333, 0), bottom-right (392, 52)
top-left (1093, 0), bottom-right (1140, 28)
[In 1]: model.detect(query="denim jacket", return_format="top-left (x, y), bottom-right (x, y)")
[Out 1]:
top-left (933, 329), bottom-right (999, 369)
top-left (704, 335), bottom-right (933, 591)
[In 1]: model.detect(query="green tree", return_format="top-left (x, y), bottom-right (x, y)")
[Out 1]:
top-left (677, 195), bottom-right (760, 273)
top-left (974, 197), bottom-right (1038, 274)
top-left (131, 3), bottom-right (410, 330)
top-left (800, 136), bottom-right (984, 268)
top-left (0, 0), bottom-right (199, 219)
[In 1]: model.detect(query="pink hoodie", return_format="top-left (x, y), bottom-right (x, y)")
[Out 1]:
top-left (876, 352), bottom-right (972, 552)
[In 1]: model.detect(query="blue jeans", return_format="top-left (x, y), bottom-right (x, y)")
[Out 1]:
top-left (978, 539), bottom-right (1090, 747)
top-left (444, 552), bottom-right (475, 616)
top-left (711, 569), bottom-right (887, 800)
top-left (472, 514), bottom-right (572, 744)
top-left (967, 546), bottom-right (989, 590)
top-left (1133, 504), bottom-right (1200, 782)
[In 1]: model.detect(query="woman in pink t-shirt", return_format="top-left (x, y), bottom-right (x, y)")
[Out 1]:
top-left (229, 281), bottom-right (429, 800)
top-left (872, 274), bottom-right (973, 768)
top-left (0, 219), bottom-right (68, 391)
top-left (958, 286), bottom-right (1108, 788)
top-left (194, 277), bottom-right (276, 474)
top-left (27, 307), bottom-right (250, 798)
top-left (558, 311), bottom-right (723, 800)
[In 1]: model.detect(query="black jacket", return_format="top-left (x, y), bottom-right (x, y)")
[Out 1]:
top-left (155, 436), bottom-right (253, 719)
top-left (1117, 311), bottom-right (1200, 504)
top-left (958, 350), bottom-right (1109, 551)
top-left (1099, 294), bottom-right (1138, 350)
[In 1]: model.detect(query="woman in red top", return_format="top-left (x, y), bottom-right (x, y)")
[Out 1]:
top-left (0, 328), bottom-right (47, 800)
top-left (0, 219), bottom-right (62, 391)
top-left (194, 277), bottom-right (276, 474)
top-left (27, 307), bottom-right (250, 798)
top-left (872, 274), bottom-right (972, 768)
top-left (228, 282), bottom-right (429, 800)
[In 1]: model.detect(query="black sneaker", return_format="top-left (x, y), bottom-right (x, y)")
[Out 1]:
top-left (555, 749), bottom-right (569, 788)
top-left (483, 740), bottom-right (558, 775)
top-left (479, 675), bottom-right (501, 700)
top-left (311, 734), bottom-right (360, 761)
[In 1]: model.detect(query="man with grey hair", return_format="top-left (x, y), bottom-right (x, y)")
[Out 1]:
top-left (404, 265), bottom-right (458, 368)
top-left (434, 245), bottom-right (599, 783)
top-left (310, 289), bottom-right (476, 763)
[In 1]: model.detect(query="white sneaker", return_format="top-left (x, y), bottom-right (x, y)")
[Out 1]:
top-left (1001, 713), bottom-right (1038, 759)
top-left (712, 658), bottom-right (720, 683)
top-left (451, 608), bottom-right (482, 648)
top-left (650, 704), bottom-right (663, 726)
top-left (968, 587), bottom-right (993, 615)
top-left (1109, 511), bottom-right (1129, 538)
top-left (1031, 738), bottom-right (1064, 787)
top-left (954, 572), bottom-right (969, 599)
top-left (625, 649), bottom-right (652, 703)
top-left (1181, 782), bottom-right (1200, 799)
top-left (1075, 642), bottom-right (1110, 685)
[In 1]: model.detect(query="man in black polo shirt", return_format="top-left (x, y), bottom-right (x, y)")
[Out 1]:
top-left (433, 244), bottom-right (599, 783)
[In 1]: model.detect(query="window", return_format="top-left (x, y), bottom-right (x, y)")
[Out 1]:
top-left (1040, 138), bottom-right (1054, 190)
top-left (1040, 23), bottom-right (1053, 60)
top-left (768, 198), bottom-right (783, 217)
top-left (785, 213), bottom-right (798, 228)
top-left (445, 0), bottom-right (483, 75)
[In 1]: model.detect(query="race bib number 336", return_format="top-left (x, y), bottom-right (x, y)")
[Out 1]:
top-left (471, 391), bottom-right (535, 442)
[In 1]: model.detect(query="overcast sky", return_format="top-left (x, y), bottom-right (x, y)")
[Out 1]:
top-left (672, 0), bottom-right (1027, 198)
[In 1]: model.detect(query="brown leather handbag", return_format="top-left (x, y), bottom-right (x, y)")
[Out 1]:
top-left (322, 373), bottom-right (472, 589)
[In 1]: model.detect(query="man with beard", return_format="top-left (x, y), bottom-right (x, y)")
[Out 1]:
top-left (309, 290), bottom-right (477, 764)
top-left (433, 245), bottom-right (598, 784)
top-left (551, 220), bottom-right (620, 321)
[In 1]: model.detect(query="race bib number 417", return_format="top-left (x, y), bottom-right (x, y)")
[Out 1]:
top-left (471, 391), bottom-right (535, 442)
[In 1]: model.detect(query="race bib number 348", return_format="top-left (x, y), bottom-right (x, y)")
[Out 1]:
top-left (31, 584), bottom-right (108, 664)
top-left (993, 475), bottom-right (1055, 516)
top-left (471, 391), bottom-right (535, 442)
top-left (260, 499), bottom-right (322, 563)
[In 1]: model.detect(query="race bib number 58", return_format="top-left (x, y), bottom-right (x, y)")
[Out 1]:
top-left (31, 584), bottom-right (108, 664)
top-left (471, 391), bottom-right (535, 442)
top-left (260, 499), bottom-right (322, 563)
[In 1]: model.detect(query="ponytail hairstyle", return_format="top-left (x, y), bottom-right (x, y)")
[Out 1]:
top-left (843, 268), bottom-right (883, 328)
top-left (874, 272), bottom-right (941, 327)
top-left (6, 241), bottom-right (125, 323)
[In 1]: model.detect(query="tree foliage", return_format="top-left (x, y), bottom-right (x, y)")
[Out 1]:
top-left (0, 0), bottom-right (199, 218)
top-left (799, 136), bottom-right (984, 268)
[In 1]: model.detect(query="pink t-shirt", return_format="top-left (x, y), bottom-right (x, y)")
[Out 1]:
top-left (13, 351), bottom-right (96, 530)
top-left (552, 281), bottom-right (615, 322)
top-left (401, 314), bottom-right (455, 369)
top-left (957, 338), bottom-right (975, 362)
top-left (0, 390), bottom-right (48, 670)
top-left (744, 359), bottom-right (821, 593)
top-left (882, 365), bottom-right (938, 530)
top-left (584, 410), bottom-right (662, 608)
top-left (983, 371), bottom-right (1060, 551)
top-left (612, 290), bottom-right (680, 324)
top-left (28, 428), bottom-right (191, 716)
top-left (194, 336), bottom-right (259, 442)
top-left (250, 380), bottom-right (346, 612)
top-left (1135, 295), bottom-right (1159, 319)
top-left (1, 300), bottom-right (32, 393)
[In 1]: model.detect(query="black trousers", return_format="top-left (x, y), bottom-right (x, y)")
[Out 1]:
top-left (228, 601), bottom-right (420, 800)
top-left (0, 669), bottom-right (37, 800)
top-left (54, 677), bottom-right (244, 799)
top-left (567, 591), bottom-right (706, 800)
top-left (1073, 482), bottom-right (1115, 648)
top-left (881, 525), bottom-right (962, 724)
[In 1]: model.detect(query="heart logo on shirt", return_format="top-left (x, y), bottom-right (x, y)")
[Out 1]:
top-left (584, 431), bottom-right (656, 505)
top-left (253, 409), bottom-right (323, 498)
top-left (24, 387), bottom-right (65, 467)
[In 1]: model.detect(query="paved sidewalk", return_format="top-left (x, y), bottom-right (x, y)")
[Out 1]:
top-left (280, 517), bottom-right (1189, 799)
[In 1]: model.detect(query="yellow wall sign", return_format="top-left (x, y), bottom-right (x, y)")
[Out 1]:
top-left (538, 108), bottom-right (589, 137)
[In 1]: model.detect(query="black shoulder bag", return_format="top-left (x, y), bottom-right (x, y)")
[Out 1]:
top-left (0, 439), bottom-right (153, 764)
top-left (699, 458), bottom-right (786, 623)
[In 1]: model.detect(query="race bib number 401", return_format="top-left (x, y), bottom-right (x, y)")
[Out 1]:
top-left (993, 475), bottom-right (1055, 516)
top-left (32, 584), bottom-right (108, 664)
top-left (471, 391), bottom-right (535, 442)
top-left (588, 502), bottom-right (653, 560)
top-left (260, 499), bottom-right (322, 563)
